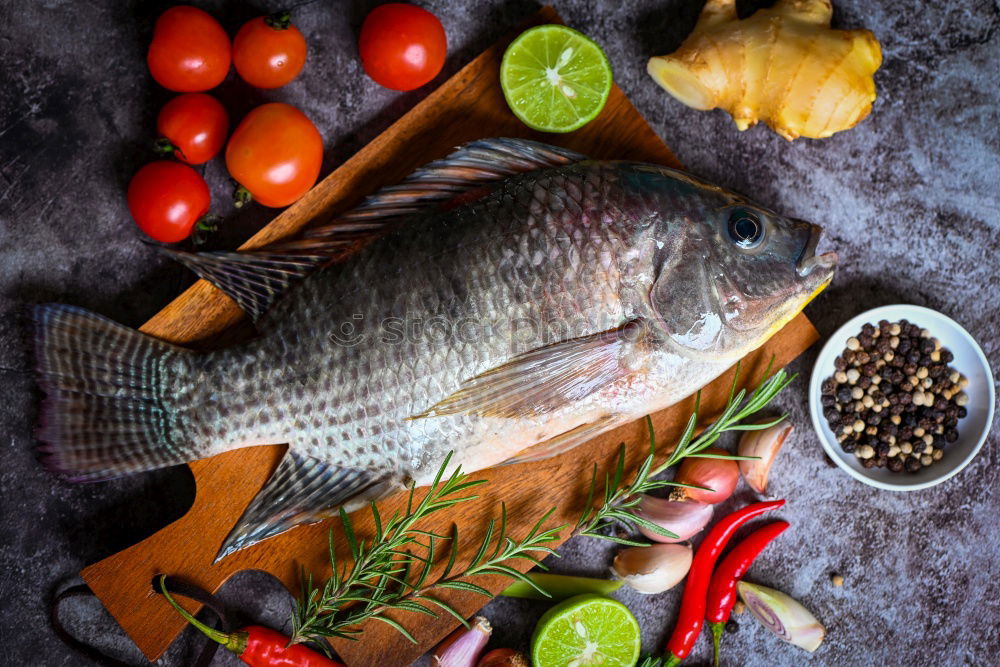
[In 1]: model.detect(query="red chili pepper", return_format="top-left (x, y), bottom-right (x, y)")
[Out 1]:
top-left (662, 499), bottom-right (785, 666)
top-left (706, 520), bottom-right (790, 667)
top-left (158, 576), bottom-right (342, 666)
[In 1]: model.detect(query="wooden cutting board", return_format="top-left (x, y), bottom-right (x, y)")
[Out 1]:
top-left (80, 7), bottom-right (819, 665)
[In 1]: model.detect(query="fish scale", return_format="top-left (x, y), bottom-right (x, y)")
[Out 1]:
top-left (32, 138), bottom-right (835, 558)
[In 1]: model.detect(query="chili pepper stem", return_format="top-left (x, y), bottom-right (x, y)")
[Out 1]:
top-left (157, 576), bottom-right (248, 656)
top-left (664, 653), bottom-right (681, 667)
top-left (710, 621), bottom-right (724, 667)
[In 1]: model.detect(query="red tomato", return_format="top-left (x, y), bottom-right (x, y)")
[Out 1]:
top-left (156, 93), bottom-right (229, 164)
top-left (147, 6), bottom-right (231, 92)
top-left (225, 103), bottom-right (323, 208)
top-left (358, 4), bottom-right (446, 91)
top-left (127, 161), bottom-right (211, 242)
top-left (233, 14), bottom-right (307, 89)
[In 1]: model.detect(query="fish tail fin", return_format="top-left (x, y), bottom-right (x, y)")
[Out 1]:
top-left (33, 304), bottom-right (203, 482)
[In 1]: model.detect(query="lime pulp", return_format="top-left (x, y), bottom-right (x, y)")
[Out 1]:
top-left (530, 594), bottom-right (641, 667)
top-left (500, 25), bottom-right (613, 133)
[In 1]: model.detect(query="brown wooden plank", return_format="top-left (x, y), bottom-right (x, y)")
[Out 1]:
top-left (80, 7), bottom-right (819, 665)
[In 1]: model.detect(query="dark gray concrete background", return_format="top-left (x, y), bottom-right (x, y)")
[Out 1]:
top-left (1, 1), bottom-right (998, 665)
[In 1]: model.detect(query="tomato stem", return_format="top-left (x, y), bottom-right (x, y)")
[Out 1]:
top-left (153, 137), bottom-right (186, 161)
top-left (233, 185), bottom-right (253, 209)
top-left (193, 214), bottom-right (221, 245)
top-left (265, 11), bottom-right (292, 30)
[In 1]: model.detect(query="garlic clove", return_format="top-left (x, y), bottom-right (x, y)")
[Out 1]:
top-left (737, 581), bottom-right (825, 652)
top-left (611, 543), bottom-right (693, 594)
top-left (635, 495), bottom-right (714, 543)
top-left (434, 616), bottom-right (492, 667)
top-left (738, 420), bottom-right (794, 494)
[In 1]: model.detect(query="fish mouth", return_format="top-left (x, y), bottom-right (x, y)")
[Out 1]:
top-left (796, 222), bottom-right (838, 281)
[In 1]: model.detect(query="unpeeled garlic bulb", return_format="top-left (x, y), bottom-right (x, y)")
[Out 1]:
top-left (611, 543), bottom-right (692, 594)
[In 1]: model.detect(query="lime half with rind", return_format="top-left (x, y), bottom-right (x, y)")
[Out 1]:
top-left (500, 25), bottom-right (613, 133)
top-left (530, 594), bottom-right (641, 667)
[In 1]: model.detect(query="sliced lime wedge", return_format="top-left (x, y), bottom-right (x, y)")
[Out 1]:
top-left (500, 25), bottom-right (613, 133)
top-left (531, 594), bottom-right (641, 667)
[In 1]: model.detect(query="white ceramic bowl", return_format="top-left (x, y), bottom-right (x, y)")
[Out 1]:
top-left (809, 304), bottom-right (994, 490)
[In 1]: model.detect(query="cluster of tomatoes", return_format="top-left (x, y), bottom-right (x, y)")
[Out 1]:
top-left (129, 3), bottom-right (447, 244)
top-left (129, 5), bottom-right (322, 242)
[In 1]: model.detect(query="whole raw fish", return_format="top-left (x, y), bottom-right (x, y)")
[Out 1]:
top-left (33, 139), bottom-right (835, 558)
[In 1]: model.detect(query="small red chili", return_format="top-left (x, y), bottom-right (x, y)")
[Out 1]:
top-left (706, 520), bottom-right (790, 667)
top-left (158, 576), bottom-right (342, 666)
top-left (662, 499), bottom-right (785, 666)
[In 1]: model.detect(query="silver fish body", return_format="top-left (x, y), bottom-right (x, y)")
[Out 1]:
top-left (33, 139), bottom-right (835, 557)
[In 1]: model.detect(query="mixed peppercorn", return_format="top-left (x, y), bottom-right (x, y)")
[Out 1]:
top-left (822, 319), bottom-right (969, 473)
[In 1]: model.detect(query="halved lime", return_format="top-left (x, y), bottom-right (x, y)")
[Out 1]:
top-left (531, 594), bottom-right (641, 667)
top-left (500, 25), bottom-right (613, 133)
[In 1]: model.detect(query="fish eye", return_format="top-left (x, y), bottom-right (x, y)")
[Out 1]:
top-left (727, 209), bottom-right (764, 249)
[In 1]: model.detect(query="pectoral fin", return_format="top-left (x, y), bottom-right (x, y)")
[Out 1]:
top-left (412, 321), bottom-right (649, 419)
top-left (216, 451), bottom-right (396, 561)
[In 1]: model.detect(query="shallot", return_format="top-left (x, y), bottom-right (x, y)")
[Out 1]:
top-left (434, 616), bottom-right (492, 667)
top-left (670, 448), bottom-right (739, 504)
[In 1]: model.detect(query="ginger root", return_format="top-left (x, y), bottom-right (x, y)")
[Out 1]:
top-left (647, 0), bottom-right (882, 140)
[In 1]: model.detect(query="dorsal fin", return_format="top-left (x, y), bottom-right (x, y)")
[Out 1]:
top-left (278, 137), bottom-right (587, 253)
top-left (166, 138), bottom-right (587, 321)
top-left (162, 249), bottom-right (328, 322)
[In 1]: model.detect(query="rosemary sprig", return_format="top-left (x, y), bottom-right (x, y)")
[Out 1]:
top-left (290, 452), bottom-right (563, 648)
top-left (573, 363), bottom-right (795, 545)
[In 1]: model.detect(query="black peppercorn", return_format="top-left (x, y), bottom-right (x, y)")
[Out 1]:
top-left (862, 458), bottom-right (877, 469)
top-left (933, 397), bottom-right (947, 411)
top-left (898, 339), bottom-right (912, 354)
top-left (821, 378), bottom-right (836, 395)
top-left (858, 376), bottom-right (872, 389)
top-left (958, 406), bottom-right (968, 418)
top-left (941, 349), bottom-right (954, 363)
top-left (889, 403), bottom-right (904, 415)
top-left (837, 387), bottom-right (853, 403)
top-left (912, 441), bottom-right (926, 454)
top-left (899, 426), bottom-right (913, 441)
top-left (834, 356), bottom-right (847, 371)
top-left (856, 351), bottom-right (871, 365)
top-left (868, 414), bottom-right (882, 426)
top-left (929, 365), bottom-right (944, 379)
top-left (859, 334), bottom-right (874, 349)
top-left (907, 351), bottom-right (921, 364)
top-left (899, 392), bottom-right (912, 405)
top-left (841, 440), bottom-right (857, 453)
top-left (875, 442), bottom-right (890, 456)
top-left (821, 395), bottom-right (836, 407)
top-left (725, 620), bottom-right (739, 634)
top-left (945, 429), bottom-right (959, 443)
top-left (861, 323), bottom-right (875, 336)
top-left (905, 457), bottom-right (922, 473)
top-left (824, 408), bottom-right (840, 423)
top-left (888, 457), bottom-right (904, 472)
top-left (877, 339), bottom-right (892, 355)
top-left (862, 363), bottom-right (877, 377)
top-left (944, 416), bottom-right (958, 428)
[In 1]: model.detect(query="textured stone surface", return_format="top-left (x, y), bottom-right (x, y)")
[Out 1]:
top-left (1, 1), bottom-right (997, 665)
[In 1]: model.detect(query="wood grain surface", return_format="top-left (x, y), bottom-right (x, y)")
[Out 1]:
top-left (80, 7), bottom-right (819, 664)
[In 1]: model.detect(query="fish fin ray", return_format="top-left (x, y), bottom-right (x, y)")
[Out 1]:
top-left (287, 138), bottom-right (587, 251)
top-left (33, 304), bottom-right (202, 481)
top-left (412, 321), bottom-right (647, 419)
top-left (500, 415), bottom-right (628, 465)
top-left (162, 249), bottom-right (328, 322)
top-left (216, 450), bottom-right (395, 560)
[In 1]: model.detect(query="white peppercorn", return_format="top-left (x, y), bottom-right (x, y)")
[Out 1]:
top-left (834, 370), bottom-right (848, 384)
top-left (932, 449), bottom-right (943, 461)
top-left (846, 368), bottom-right (860, 384)
top-left (921, 454), bottom-right (933, 466)
top-left (846, 337), bottom-right (861, 350)
top-left (955, 392), bottom-right (969, 406)
top-left (857, 445), bottom-right (875, 459)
